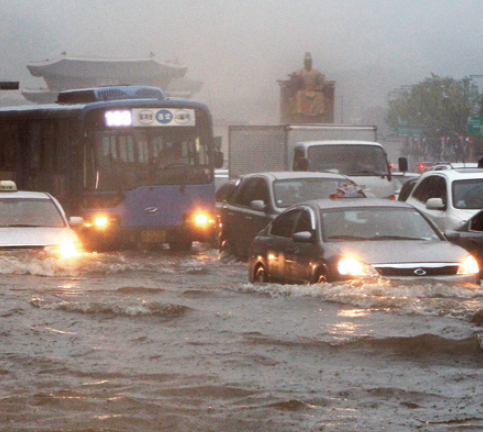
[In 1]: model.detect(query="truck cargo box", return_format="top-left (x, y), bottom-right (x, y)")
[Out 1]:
top-left (228, 124), bottom-right (377, 178)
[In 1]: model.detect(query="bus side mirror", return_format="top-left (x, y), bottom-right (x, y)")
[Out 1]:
top-left (398, 157), bottom-right (408, 173)
top-left (214, 150), bottom-right (224, 168)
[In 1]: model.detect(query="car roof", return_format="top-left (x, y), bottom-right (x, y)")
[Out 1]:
top-left (241, 171), bottom-right (350, 181)
top-left (430, 162), bottom-right (478, 170)
top-left (301, 197), bottom-right (415, 210)
top-left (295, 140), bottom-right (383, 148)
top-left (0, 190), bottom-right (51, 199)
top-left (418, 168), bottom-right (483, 180)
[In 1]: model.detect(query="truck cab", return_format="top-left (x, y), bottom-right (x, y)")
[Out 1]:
top-left (292, 140), bottom-right (394, 198)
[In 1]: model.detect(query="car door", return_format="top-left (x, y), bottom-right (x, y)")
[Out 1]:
top-left (284, 207), bottom-right (318, 283)
top-left (265, 209), bottom-right (302, 281)
top-left (226, 176), bottom-right (273, 258)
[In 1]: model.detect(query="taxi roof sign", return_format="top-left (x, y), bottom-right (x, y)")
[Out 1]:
top-left (330, 183), bottom-right (366, 199)
top-left (0, 180), bottom-right (17, 191)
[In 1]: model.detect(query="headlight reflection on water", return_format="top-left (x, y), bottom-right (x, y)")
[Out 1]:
top-left (339, 309), bottom-right (370, 318)
top-left (331, 310), bottom-right (371, 337)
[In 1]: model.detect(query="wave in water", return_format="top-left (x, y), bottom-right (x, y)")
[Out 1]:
top-left (29, 296), bottom-right (190, 318)
top-left (240, 278), bottom-right (483, 324)
top-left (0, 249), bottom-right (215, 277)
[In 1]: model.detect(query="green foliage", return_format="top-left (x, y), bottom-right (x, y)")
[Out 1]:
top-left (386, 74), bottom-right (481, 142)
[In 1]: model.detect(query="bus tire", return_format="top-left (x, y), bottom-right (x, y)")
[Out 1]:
top-left (169, 239), bottom-right (193, 252)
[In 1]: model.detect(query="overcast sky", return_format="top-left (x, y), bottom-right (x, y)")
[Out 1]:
top-left (1, 0), bottom-right (483, 123)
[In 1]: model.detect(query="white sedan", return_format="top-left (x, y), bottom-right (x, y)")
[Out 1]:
top-left (0, 181), bottom-right (84, 258)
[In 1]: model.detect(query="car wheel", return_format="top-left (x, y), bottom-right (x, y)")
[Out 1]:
top-left (253, 264), bottom-right (268, 283)
top-left (314, 268), bottom-right (328, 284)
top-left (219, 235), bottom-right (235, 256)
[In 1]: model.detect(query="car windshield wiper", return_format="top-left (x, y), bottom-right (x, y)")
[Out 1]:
top-left (350, 170), bottom-right (386, 176)
top-left (368, 235), bottom-right (424, 240)
top-left (327, 234), bottom-right (368, 241)
top-left (2, 224), bottom-right (43, 227)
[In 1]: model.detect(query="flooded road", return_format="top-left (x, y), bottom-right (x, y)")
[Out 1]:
top-left (1, 245), bottom-right (483, 431)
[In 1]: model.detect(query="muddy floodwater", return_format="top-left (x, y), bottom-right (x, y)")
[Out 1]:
top-left (1, 244), bottom-right (483, 431)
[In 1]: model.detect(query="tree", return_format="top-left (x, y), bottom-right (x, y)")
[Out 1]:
top-left (386, 74), bottom-right (481, 161)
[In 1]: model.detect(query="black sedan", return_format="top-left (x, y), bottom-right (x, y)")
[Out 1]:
top-left (248, 198), bottom-right (479, 284)
top-left (218, 172), bottom-right (355, 260)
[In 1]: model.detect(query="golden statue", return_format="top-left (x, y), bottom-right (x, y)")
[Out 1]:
top-left (278, 53), bottom-right (335, 123)
top-left (295, 52), bottom-right (326, 116)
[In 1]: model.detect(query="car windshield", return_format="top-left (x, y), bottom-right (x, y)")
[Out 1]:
top-left (273, 178), bottom-right (348, 208)
top-left (321, 207), bottom-right (441, 242)
top-left (307, 144), bottom-right (389, 176)
top-left (0, 198), bottom-right (65, 228)
top-left (453, 179), bottom-right (483, 209)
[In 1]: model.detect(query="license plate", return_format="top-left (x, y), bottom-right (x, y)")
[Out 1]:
top-left (140, 230), bottom-right (166, 243)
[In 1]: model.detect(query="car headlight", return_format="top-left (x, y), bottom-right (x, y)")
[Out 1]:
top-left (457, 255), bottom-right (479, 275)
top-left (44, 241), bottom-right (82, 259)
top-left (337, 256), bottom-right (379, 277)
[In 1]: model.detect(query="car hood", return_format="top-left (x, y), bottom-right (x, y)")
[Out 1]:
top-left (331, 240), bottom-right (469, 265)
top-left (0, 227), bottom-right (79, 248)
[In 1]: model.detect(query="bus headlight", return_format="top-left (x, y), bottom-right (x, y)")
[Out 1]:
top-left (93, 216), bottom-right (109, 228)
top-left (84, 215), bottom-right (110, 229)
top-left (337, 256), bottom-right (379, 277)
top-left (189, 211), bottom-right (215, 229)
top-left (457, 255), bottom-right (479, 275)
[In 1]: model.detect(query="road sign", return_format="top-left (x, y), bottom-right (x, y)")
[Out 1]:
top-left (467, 115), bottom-right (483, 135)
top-left (397, 126), bottom-right (423, 137)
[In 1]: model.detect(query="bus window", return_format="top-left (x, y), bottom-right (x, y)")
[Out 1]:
top-left (86, 127), bottom-right (212, 190)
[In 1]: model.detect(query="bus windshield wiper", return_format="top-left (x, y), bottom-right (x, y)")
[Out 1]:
top-left (3, 224), bottom-right (43, 227)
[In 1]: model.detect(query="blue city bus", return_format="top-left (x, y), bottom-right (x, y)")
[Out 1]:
top-left (0, 85), bottom-right (223, 251)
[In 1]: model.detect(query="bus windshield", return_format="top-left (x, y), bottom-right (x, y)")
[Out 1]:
top-left (307, 144), bottom-right (389, 176)
top-left (85, 127), bottom-right (213, 191)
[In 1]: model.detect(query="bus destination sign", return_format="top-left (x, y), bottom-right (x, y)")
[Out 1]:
top-left (133, 108), bottom-right (196, 127)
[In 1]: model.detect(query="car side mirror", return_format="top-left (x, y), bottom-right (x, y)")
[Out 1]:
top-left (69, 216), bottom-right (85, 227)
top-left (398, 156), bottom-right (408, 173)
top-left (213, 150), bottom-right (224, 168)
top-left (250, 200), bottom-right (266, 211)
top-left (426, 197), bottom-right (445, 210)
top-left (292, 231), bottom-right (312, 243)
top-left (444, 230), bottom-right (460, 241)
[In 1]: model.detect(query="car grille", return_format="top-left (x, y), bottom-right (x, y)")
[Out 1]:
top-left (374, 264), bottom-right (459, 277)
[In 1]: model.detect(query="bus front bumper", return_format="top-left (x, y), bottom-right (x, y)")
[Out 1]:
top-left (79, 212), bottom-right (217, 250)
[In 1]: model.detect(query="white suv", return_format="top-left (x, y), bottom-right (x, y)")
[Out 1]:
top-left (405, 168), bottom-right (483, 231)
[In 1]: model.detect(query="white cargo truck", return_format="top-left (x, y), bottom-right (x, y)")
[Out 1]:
top-left (228, 124), bottom-right (396, 198)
